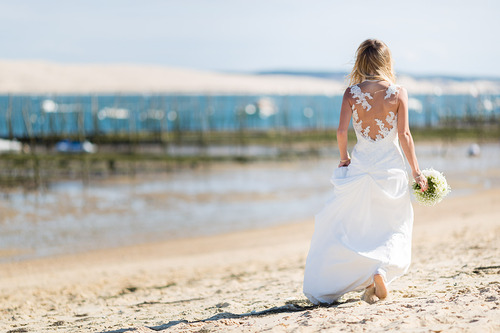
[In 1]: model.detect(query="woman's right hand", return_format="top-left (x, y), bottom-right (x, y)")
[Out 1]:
top-left (338, 159), bottom-right (351, 168)
top-left (413, 170), bottom-right (428, 191)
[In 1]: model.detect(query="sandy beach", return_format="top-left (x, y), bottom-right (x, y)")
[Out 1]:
top-left (1, 186), bottom-right (499, 332)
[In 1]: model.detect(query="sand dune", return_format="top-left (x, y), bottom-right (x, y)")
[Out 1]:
top-left (0, 60), bottom-right (343, 95)
top-left (0, 59), bottom-right (499, 95)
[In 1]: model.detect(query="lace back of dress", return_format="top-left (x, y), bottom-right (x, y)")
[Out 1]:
top-left (350, 82), bottom-right (400, 142)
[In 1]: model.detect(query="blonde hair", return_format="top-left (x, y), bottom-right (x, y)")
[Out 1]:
top-left (347, 39), bottom-right (396, 86)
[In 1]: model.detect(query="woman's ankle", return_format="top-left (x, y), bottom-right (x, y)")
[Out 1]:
top-left (373, 274), bottom-right (388, 299)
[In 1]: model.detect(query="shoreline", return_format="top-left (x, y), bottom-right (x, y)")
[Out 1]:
top-left (1, 141), bottom-right (500, 263)
top-left (2, 185), bottom-right (498, 272)
top-left (1, 188), bottom-right (499, 332)
top-left (0, 177), bottom-right (493, 265)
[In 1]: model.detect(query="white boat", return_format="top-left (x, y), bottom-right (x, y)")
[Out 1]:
top-left (0, 139), bottom-right (22, 153)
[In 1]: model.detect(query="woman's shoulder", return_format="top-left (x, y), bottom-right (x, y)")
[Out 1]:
top-left (343, 83), bottom-right (364, 100)
top-left (381, 83), bottom-right (407, 103)
top-left (390, 84), bottom-right (408, 109)
top-left (342, 85), bottom-right (356, 100)
top-left (344, 83), bottom-right (357, 92)
top-left (394, 84), bottom-right (408, 100)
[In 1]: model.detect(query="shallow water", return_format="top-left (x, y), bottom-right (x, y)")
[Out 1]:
top-left (1, 142), bottom-right (499, 262)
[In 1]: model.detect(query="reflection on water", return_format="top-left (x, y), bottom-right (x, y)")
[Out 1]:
top-left (1, 143), bottom-right (499, 262)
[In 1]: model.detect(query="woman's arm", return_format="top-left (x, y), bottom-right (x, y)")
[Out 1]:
top-left (337, 89), bottom-right (352, 167)
top-left (397, 87), bottom-right (428, 190)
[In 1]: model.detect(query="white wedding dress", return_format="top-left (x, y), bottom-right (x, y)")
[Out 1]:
top-left (303, 81), bottom-right (413, 304)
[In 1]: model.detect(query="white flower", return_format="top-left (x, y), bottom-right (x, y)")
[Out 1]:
top-left (412, 168), bottom-right (451, 206)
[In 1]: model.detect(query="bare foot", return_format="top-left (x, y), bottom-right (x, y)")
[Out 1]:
top-left (374, 274), bottom-right (388, 299)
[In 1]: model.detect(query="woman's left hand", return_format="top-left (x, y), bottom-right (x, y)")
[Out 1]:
top-left (413, 172), bottom-right (428, 191)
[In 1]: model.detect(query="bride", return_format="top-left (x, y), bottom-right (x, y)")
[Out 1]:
top-left (303, 39), bottom-right (428, 304)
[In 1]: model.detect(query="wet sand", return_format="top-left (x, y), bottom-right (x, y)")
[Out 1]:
top-left (1, 187), bottom-right (499, 332)
top-left (3, 142), bottom-right (500, 263)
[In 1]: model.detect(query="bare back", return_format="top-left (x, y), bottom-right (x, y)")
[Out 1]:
top-left (346, 80), bottom-right (400, 142)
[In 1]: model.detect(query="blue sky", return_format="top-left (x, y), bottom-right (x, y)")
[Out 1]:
top-left (0, 0), bottom-right (498, 77)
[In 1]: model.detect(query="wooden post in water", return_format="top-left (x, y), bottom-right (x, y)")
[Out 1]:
top-left (48, 97), bottom-right (56, 139)
top-left (159, 94), bottom-right (168, 153)
top-left (21, 98), bottom-right (41, 188)
top-left (135, 97), bottom-right (142, 152)
top-left (60, 99), bottom-right (68, 138)
top-left (7, 94), bottom-right (13, 140)
top-left (113, 93), bottom-right (120, 140)
top-left (205, 94), bottom-right (213, 145)
top-left (154, 95), bottom-right (162, 143)
top-left (39, 96), bottom-right (47, 143)
top-left (76, 100), bottom-right (90, 185)
top-left (77, 99), bottom-right (85, 142)
top-left (172, 96), bottom-right (181, 145)
top-left (194, 95), bottom-right (205, 149)
top-left (237, 103), bottom-right (246, 156)
top-left (185, 97), bottom-right (193, 145)
top-left (130, 98), bottom-right (137, 155)
top-left (282, 95), bottom-right (290, 152)
top-left (449, 96), bottom-right (457, 142)
top-left (91, 95), bottom-right (99, 143)
top-left (127, 98), bottom-right (137, 177)
top-left (475, 93), bottom-right (484, 141)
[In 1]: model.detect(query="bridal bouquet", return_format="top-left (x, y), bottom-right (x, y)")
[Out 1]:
top-left (412, 168), bottom-right (451, 206)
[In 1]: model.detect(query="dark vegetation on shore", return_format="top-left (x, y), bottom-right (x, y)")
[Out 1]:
top-left (1, 125), bottom-right (499, 189)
